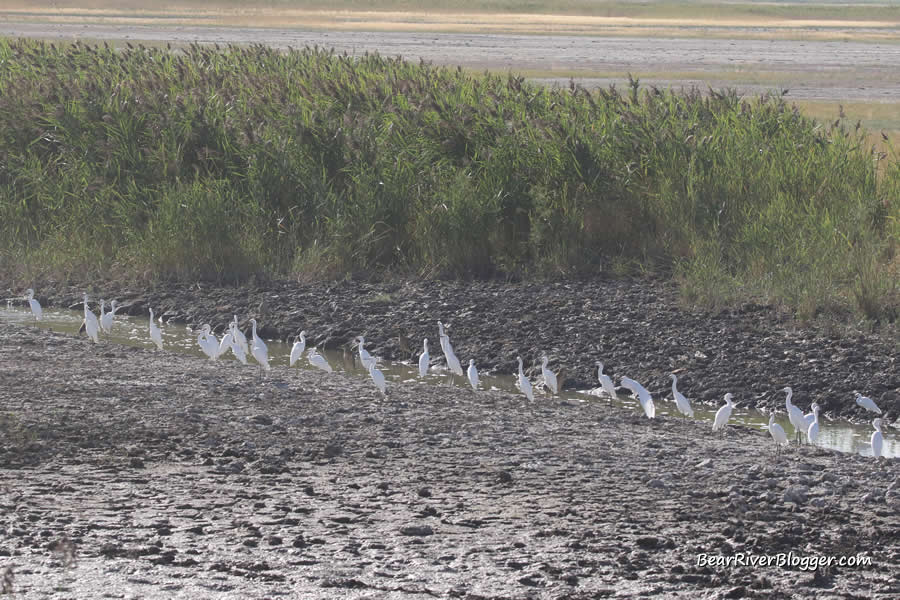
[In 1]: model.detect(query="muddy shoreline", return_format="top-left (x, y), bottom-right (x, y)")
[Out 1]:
top-left (1, 321), bottom-right (898, 598)
top-left (6, 278), bottom-right (898, 421)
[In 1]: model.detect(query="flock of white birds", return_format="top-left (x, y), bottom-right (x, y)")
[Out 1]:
top-left (19, 288), bottom-right (889, 458)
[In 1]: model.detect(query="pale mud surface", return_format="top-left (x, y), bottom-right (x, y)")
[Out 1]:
top-left (1, 321), bottom-right (899, 599)
top-left (1, 22), bottom-right (900, 101)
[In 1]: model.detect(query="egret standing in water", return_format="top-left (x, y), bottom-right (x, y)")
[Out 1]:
top-left (595, 361), bottom-right (617, 401)
top-left (801, 402), bottom-right (820, 438)
top-left (806, 404), bottom-right (821, 445)
top-left (669, 373), bottom-right (694, 419)
top-left (620, 376), bottom-right (655, 419)
top-left (870, 418), bottom-right (884, 458)
top-left (516, 356), bottom-right (534, 401)
top-left (467, 359), bottom-right (479, 392)
top-left (783, 387), bottom-right (806, 444)
top-left (540, 355), bottom-right (558, 395)
top-left (249, 318), bottom-right (270, 372)
top-left (768, 413), bottom-right (789, 456)
top-left (290, 331), bottom-right (307, 367)
top-left (83, 294), bottom-right (100, 344)
top-left (364, 356), bottom-right (387, 396)
top-left (855, 392), bottom-right (882, 415)
top-left (308, 348), bottom-right (333, 373)
top-left (354, 335), bottom-right (374, 367)
top-left (99, 299), bottom-right (119, 334)
top-left (232, 315), bottom-right (249, 356)
top-left (418, 338), bottom-right (430, 378)
top-left (712, 393), bottom-right (735, 432)
top-left (437, 321), bottom-right (464, 381)
top-left (148, 307), bottom-right (163, 351)
top-left (24, 289), bottom-right (42, 322)
top-left (197, 324), bottom-right (218, 360)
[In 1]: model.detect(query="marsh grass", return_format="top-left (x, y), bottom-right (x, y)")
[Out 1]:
top-left (0, 40), bottom-right (898, 319)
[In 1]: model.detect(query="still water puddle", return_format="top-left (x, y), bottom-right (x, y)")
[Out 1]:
top-left (3, 303), bottom-right (896, 458)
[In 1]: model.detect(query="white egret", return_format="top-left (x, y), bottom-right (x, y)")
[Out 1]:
top-left (148, 307), bottom-right (163, 350)
top-left (516, 356), bottom-right (534, 401)
top-left (540, 355), bottom-right (558, 395)
top-left (229, 329), bottom-right (248, 365)
top-left (712, 393), bottom-right (735, 432)
top-left (197, 324), bottom-right (218, 360)
top-left (365, 356), bottom-right (387, 396)
top-left (437, 321), bottom-right (464, 378)
top-left (595, 361), bottom-right (617, 401)
top-left (768, 413), bottom-right (789, 456)
top-left (83, 294), bottom-right (100, 344)
top-left (232, 315), bottom-right (249, 355)
top-left (354, 335), bottom-right (374, 367)
top-left (99, 299), bottom-right (119, 334)
top-left (217, 323), bottom-right (234, 359)
top-left (24, 289), bottom-right (42, 321)
top-left (249, 318), bottom-right (270, 372)
top-left (783, 387), bottom-right (806, 444)
top-left (620, 376), bottom-right (655, 419)
top-left (801, 402), bottom-right (819, 432)
top-left (308, 348), bottom-right (333, 373)
top-left (467, 359), bottom-right (479, 392)
top-left (855, 392), bottom-right (882, 415)
top-left (871, 418), bottom-right (884, 458)
top-left (290, 331), bottom-right (307, 367)
top-left (807, 404), bottom-right (821, 445)
top-left (670, 373), bottom-right (694, 418)
top-left (418, 338), bottom-right (430, 378)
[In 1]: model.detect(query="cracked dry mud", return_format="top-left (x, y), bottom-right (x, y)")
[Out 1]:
top-left (1, 320), bottom-right (898, 599)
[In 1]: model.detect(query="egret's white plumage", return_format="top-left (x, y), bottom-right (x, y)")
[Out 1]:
top-left (540, 355), bottom-right (558, 395)
top-left (620, 376), bottom-right (655, 419)
top-left (467, 359), bottom-right (479, 391)
top-left (24, 289), bottom-right (42, 322)
top-left (83, 293), bottom-right (100, 344)
top-left (249, 318), bottom-right (270, 371)
top-left (855, 392), bottom-right (882, 415)
top-left (712, 393), bottom-right (735, 431)
top-left (516, 356), bottom-right (534, 401)
top-left (768, 413), bottom-right (789, 455)
top-left (807, 404), bottom-right (821, 445)
top-left (437, 321), bottom-right (464, 377)
top-left (308, 348), bottom-right (333, 373)
top-left (801, 402), bottom-right (819, 433)
top-left (783, 387), bottom-right (806, 443)
top-left (148, 307), bottom-right (163, 351)
top-left (595, 361), bottom-right (617, 400)
top-left (99, 299), bottom-right (118, 334)
top-left (197, 324), bottom-right (218, 360)
top-left (290, 331), bottom-right (307, 367)
top-left (670, 373), bottom-right (694, 418)
top-left (232, 315), bottom-right (249, 355)
top-left (217, 324), bottom-right (234, 359)
top-left (366, 357), bottom-right (387, 395)
top-left (418, 338), bottom-right (430, 378)
top-left (354, 335), bottom-right (374, 367)
top-left (871, 418), bottom-right (884, 458)
top-left (229, 327), bottom-right (247, 365)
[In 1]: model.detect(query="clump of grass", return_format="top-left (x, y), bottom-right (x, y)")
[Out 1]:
top-left (0, 40), bottom-right (898, 320)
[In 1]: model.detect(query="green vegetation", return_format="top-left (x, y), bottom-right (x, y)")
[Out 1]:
top-left (1, 39), bottom-right (898, 319)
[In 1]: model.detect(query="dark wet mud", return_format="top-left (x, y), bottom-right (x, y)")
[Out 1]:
top-left (10, 278), bottom-right (899, 421)
top-left (1, 321), bottom-right (898, 598)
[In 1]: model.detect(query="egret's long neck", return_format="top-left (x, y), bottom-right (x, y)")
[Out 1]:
top-left (671, 377), bottom-right (678, 394)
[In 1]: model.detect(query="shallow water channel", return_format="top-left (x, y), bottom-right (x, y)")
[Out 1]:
top-left (3, 303), bottom-right (896, 459)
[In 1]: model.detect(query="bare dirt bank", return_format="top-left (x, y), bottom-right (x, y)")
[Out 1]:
top-left (0, 321), bottom-right (898, 598)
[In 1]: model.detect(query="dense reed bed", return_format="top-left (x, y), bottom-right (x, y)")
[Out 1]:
top-left (0, 39), bottom-right (897, 319)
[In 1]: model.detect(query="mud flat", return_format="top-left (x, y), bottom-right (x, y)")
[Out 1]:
top-left (1, 22), bottom-right (900, 102)
top-left (0, 318), bottom-right (898, 598)
top-left (12, 278), bottom-right (900, 420)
